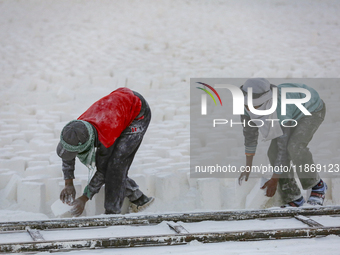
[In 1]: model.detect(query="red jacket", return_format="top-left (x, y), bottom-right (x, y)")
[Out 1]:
top-left (78, 88), bottom-right (141, 148)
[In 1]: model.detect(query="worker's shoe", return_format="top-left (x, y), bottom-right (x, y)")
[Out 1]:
top-left (307, 180), bottom-right (327, 206)
top-left (281, 196), bottom-right (305, 208)
top-left (129, 195), bottom-right (155, 213)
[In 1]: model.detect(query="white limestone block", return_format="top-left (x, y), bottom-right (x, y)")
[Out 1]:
top-left (176, 169), bottom-right (190, 194)
top-left (174, 135), bottom-right (190, 146)
top-left (168, 162), bottom-right (189, 173)
top-left (45, 177), bottom-right (64, 205)
top-left (151, 108), bottom-right (164, 123)
top-left (30, 153), bottom-right (51, 162)
top-left (47, 164), bottom-right (63, 178)
top-left (27, 161), bottom-right (50, 168)
top-left (0, 157), bottom-right (26, 173)
top-left (141, 170), bottom-right (156, 197)
top-left (17, 181), bottom-right (46, 213)
top-left (57, 86), bottom-right (75, 102)
top-left (35, 79), bottom-right (49, 92)
top-left (24, 166), bottom-right (47, 178)
top-left (3, 174), bottom-right (21, 201)
top-left (92, 76), bottom-right (114, 88)
top-left (75, 158), bottom-right (90, 176)
top-left (173, 194), bottom-right (197, 212)
top-left (166, 150), bottom-right (183, 162)
top-left (150, 78), bottom-right (161, 89)
top-left (120, 197), bottom-right (131, 215)
top-left (29, 139), bottom-right (52, 153)
top-left (154, 164), bottom-right (172, 173)
top-left (173, 115), bottom-right (190, 127)
top-left (21, 130), bottom-right (36, 142)
top-left (187, 172), bottom-right (197, 188)
top-left (157, 130), bottom-right (177, 140)
top-left (155, 172), bottom-right (180, 202)
top-left (0, 135), bottom-right (12, 147)
top-left (51, 199), bottom-right (72, 218)
top-left (220, 179), bottom-right (237, 209)
top-left (142, 154), bottom-right (161, 163)
top-left (1, 124), bottom-right (20, 133)
top-left (175, 106), bottom-right (189, 115)
top-left (159, 138), bottom-right (177, 148)
top-left (164, 106), bottom-right (176, 120)
top-left (150, 146), bottom-right (171, 158)
top-left (0, 170), bottom-right (16, 189)
top-left (49, 152), bottom-right (62, 165)
top-left (197, 178), bottom-right (221, 210)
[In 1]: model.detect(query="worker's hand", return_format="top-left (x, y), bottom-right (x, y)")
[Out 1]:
top-left (261, 174), bottom-right (279, 197)
top-left (60, 179), bottom-right (76, 205)
top-left (238, 168), bottom-right (251, 185)
top-left (70, 195), bottom-right (89, 217)
top-left (239, 155), bottom-right (254, 186)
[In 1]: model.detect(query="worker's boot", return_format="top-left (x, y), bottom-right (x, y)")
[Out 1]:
top-left (281, 196), bottom-right (305, 208)
top-left (307, 179), bottom-right (327, 206)
top-left (129, 194), bottom-right (155, 213)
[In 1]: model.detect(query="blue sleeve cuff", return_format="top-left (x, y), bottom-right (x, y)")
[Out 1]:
top-left (245, 146), bottom-right (257, 154)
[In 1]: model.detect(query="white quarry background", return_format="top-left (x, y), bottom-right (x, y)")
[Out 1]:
top-left (0, 0), bottom-right (340, 221)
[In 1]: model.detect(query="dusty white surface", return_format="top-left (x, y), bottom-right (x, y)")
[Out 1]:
top-left (0, 0), bottom-right (340, 253)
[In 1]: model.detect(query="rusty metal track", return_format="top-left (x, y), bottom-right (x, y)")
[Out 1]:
top-left (1, 226), bottom-right (340, 253)
top-left (1, 206), bottom-right (340, 253)
top-left (1, 206), bottom-right (340, 232)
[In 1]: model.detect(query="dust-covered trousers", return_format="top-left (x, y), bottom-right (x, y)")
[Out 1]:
top-left (267, 102), bottom-right (326, 204)
top-left (85, 99), bottom-right (151, 214)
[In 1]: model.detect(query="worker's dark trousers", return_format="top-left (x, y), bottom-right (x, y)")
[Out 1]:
top-left (267, 102), bottom-right (326, 204)
top-left (85, 100), bottom-right (151, 214)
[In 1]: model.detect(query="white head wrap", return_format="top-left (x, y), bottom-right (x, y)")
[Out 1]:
top-left (242, 78), bottom-right (283, 141)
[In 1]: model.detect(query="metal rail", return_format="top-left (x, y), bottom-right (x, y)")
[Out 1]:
top-left (1, 206), bottom-right (340, 253)
top-left (1, 206), bottom-right (340, 231)
top-left (1, 226), bottom-right (340, 253)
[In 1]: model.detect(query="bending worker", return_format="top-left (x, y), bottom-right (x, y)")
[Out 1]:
top-left (238, 78), bottom-right (327, 207)
top-left (57, 87), bottom-right (154, 216)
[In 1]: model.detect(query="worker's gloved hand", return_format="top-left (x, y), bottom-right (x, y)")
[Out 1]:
top-left (60, 184), bottom-right (76, 205)
top-left (70, 195), bottom-right (89, 217)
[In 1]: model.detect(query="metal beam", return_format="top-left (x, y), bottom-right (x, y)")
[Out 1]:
top-left (1, 226), bottom-right (340, 253)
top-left (1, 206), bottom-right (340, 231)
top-left (294, 215), bottom-right (324, 228)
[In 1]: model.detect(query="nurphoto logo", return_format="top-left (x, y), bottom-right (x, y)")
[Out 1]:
top-left (197, 82), bottom-right (312, 116)
top-left (196, 82), bottom-right (312, 128)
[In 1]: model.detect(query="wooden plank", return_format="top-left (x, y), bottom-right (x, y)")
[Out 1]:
top-left (1, 206), bottom-right (340, 231)
top-left (294, 215), bottom-right (324, 228)
top-left (1, 226), bottom-right (340, 253)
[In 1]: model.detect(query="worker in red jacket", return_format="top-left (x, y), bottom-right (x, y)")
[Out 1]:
top-left (56, 87), bottom-right (154, 216)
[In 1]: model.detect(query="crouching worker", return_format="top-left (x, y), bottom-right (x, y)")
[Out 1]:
top-left (56, 87), bottom-right (154, 216)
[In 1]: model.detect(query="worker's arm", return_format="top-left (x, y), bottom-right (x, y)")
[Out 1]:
top-left (60, 159), bottom-right (76, 204)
